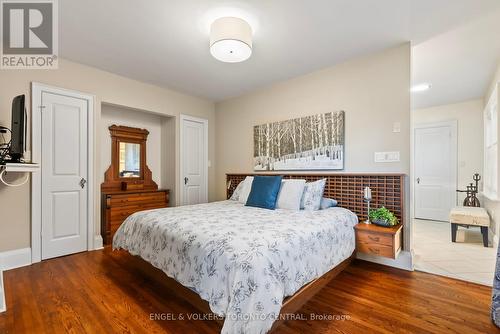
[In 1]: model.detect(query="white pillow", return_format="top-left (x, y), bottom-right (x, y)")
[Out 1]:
top-left (300, 179), bottom-right (326, 211)
top-left (230, 181), bottom-right (245, 201)
top-left (276, 179), bottom-right (306, 210)
top-left (320, 197), bottom-right (338, 210)
top-left (238, 176), bottom-right (254, 204)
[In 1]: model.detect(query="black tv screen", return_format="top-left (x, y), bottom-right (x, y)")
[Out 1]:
top-left (10, 95), bottom-right (26, 162)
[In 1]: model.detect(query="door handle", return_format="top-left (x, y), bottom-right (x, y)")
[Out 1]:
top-left (416, 177), bottom-right (420, 184)
top-left (80, 178), bottom-right (87, 189)
top-left (184, 177), bottom-right (188, 185)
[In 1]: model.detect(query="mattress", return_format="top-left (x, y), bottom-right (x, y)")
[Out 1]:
top-left (113, 200), bottom-right (357, 334)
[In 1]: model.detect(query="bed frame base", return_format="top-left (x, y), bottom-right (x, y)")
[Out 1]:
top-left (121, 251), bottom-right (354, 332)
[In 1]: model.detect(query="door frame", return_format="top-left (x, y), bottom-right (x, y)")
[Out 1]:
top-left (31, 82), bottom-right (95, 263)
top-left (179, 114), bottom-right (208, 206)
top-left (413, 120), bottom-right (458, 221)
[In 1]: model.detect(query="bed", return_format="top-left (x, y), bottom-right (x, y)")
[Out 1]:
top-left (113, 200), bottom-right (358, 333)
top-left (113, 173), bottom-right (405, 334)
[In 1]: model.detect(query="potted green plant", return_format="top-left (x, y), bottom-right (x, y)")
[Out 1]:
top-left (368, 207), bottom-right (399, 227)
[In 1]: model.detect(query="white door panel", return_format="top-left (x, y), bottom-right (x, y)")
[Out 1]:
top-left (187, 186), bottom-right (201, 204)
top-left (181, 116), bottom-right (207, 206)
top-left (41, 92), bottom-right (88, 259)
top-left (52, 191), bottom-right (80, 238)
top-left (414, 123), bottom-right (457, 222)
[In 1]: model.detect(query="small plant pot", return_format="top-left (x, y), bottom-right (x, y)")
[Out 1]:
top-left (371, 219), bottom-right (393, 227)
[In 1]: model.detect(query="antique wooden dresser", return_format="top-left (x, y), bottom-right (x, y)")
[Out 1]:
top-left (101, 125), bottom-right (169, 244)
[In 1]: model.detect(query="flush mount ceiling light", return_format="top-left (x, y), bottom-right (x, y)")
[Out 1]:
top-left (411, 83), bottom-right (432, 92)
top-left (210, 17), bottom-right (252, 63)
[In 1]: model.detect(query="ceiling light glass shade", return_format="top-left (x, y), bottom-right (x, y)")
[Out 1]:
top-left (210, 17), bottom-right (252, 63)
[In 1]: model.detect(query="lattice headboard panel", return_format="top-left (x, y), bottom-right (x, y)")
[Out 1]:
top-left (226, 173), bottom-right (406, 224)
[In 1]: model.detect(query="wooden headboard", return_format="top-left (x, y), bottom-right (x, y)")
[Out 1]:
top-left (226, 173), bottom-right (406, 225)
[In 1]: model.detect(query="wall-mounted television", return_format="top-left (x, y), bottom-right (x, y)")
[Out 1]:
top-left (9, 95), bottom-right (26, 162)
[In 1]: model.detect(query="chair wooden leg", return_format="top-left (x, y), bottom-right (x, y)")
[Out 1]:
top-left (451, 223), bottom-right (458, 242)
top-left (480, 226), bottom-right (489, 247)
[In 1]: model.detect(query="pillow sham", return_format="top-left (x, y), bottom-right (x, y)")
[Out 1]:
top-left (229, 180), bottom-right (245, 201)
top-left (276, 179), bottom-right (306, 210)
top-left (245, 175), bottom-right (283, 210)
top-left (320, 197), bottom-right (338, 210)
top-left (300, 179), bottom-right (326, 211)
top-left (238, 176), bottom-right (254, 204)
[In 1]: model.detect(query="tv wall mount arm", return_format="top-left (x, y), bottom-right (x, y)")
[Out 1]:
top-left (0, 163), bottom-right (39, 187)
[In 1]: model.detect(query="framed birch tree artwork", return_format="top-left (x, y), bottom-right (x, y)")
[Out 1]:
top-left (254, 111), bottom-right (345, 171)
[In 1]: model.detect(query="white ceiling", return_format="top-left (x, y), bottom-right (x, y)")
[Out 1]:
top-left (412, 8), bottom-right (500, 109)
top-left (59, 0), bottom-right (500, 102)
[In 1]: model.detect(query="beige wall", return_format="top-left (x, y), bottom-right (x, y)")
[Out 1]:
top-left (215, 44), bottom-right (411, 255)
top-left (100, 104), bottom-right (167, 186)
top-left (484, 60), bottom-right (500, 242)
top-left (215, 44), bottom-right (411, 199)
top-left (413, 99), bottom-right (484, 204)
top-left (0, 59), bottom-right (215, 252)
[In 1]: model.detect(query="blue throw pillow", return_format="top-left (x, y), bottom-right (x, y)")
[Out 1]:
top-left (245, 175), bottom-right (283, 210)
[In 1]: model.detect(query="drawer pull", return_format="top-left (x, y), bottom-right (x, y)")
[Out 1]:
top-left (368, 236), bottom-right (380, 242)
top-left (368, 247), bottom-right (380, 254)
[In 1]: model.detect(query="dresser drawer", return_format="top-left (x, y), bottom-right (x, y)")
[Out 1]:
top-left (108, 203), bottom-right (167, 242)
top-left (110, 207), bottom-right (139, 221)
top-left (356, 230), bottom-right (393, 246)
top-left (109, 203), bottom-right (167, 221)
top-left (356, 241), bottom-right (394, 258)
top-left (109, 192), bottom-right (168, 207)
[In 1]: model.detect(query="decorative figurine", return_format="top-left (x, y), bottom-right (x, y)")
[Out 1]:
top-left (456, 173), bottom-right (481, 207)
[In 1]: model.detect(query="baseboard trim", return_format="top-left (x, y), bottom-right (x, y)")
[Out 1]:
top-left (0, 248), bottom-right (32, 271)
top-left (94, 235), bottom-right (103, 250)
top-left (0, 270), bottom-right (5, 313)
top-left (356, 250), bottom-right (414, 271)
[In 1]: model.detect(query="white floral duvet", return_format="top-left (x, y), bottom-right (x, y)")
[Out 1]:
top-left (113, 200), bottom-right (357, 334)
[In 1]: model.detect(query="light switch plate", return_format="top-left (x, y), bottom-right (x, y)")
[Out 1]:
top-left (374, 151), bottom-right (400, 163)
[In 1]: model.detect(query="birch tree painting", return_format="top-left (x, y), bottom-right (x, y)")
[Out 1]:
top-left (254, 111), bottom-right (345, 170)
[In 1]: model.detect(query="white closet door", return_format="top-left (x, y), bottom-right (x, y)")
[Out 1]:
top-left (414, 122), bottom-right (457, 222)
top-left (180, 116), bottom-right (208, 205)
top-left (41, 92), bottom-right (88, 259)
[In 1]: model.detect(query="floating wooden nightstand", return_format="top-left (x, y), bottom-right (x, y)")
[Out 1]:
top-left (355, 223), bottom-right (402, 259)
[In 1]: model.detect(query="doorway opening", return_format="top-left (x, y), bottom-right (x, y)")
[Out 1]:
top-left (411, 13), bottom-right (499, 284)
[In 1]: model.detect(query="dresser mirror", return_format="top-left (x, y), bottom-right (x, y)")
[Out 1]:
top-left (101, 125), bottom-right (158, 192)
top-left (119, 142), bottom-right (141, 178)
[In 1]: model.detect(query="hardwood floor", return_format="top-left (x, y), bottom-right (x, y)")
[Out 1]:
top-left (0, 248), bottom-right (497, 334)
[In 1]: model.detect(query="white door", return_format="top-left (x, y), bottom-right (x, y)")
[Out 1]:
top-left (41, 92), bottom-right (88, 259)
top-left (414, 122), bottom-right (457, 222)
top-left (180, 115), bottom-right (208, 205)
